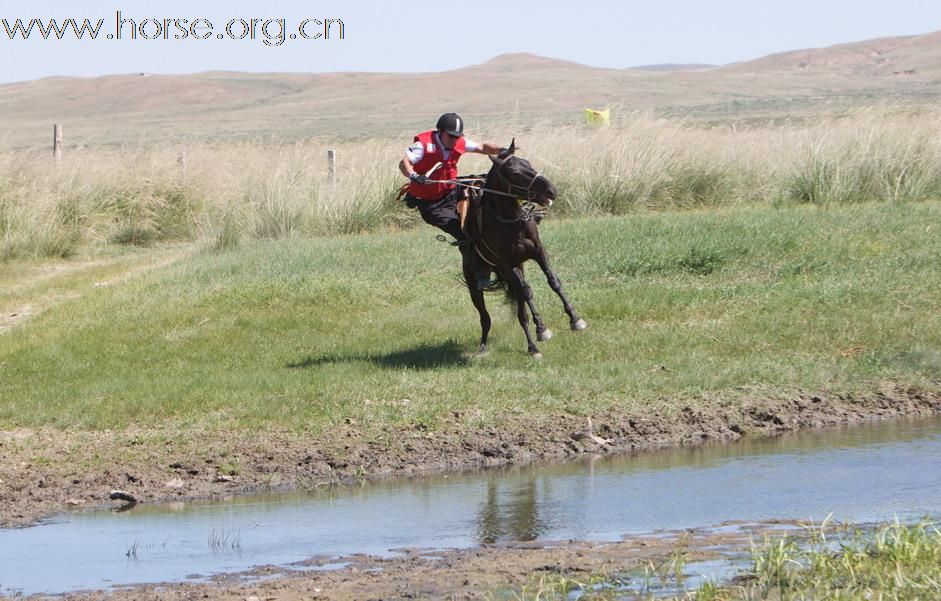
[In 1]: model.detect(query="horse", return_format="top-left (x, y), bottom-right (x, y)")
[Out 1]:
top-left (462, 140), bottom-right (587, 358)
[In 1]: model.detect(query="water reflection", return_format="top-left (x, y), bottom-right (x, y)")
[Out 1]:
top-left (470, 416), bottom-right (941, 544)
top-left (477, 476), bottom-right (546, 543)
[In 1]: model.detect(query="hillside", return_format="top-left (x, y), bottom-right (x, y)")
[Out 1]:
top-left (1, 31), bottom-right (940, 148)
top-left (720, 30), bottom-right (941, 76)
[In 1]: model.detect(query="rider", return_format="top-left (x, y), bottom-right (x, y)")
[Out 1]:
top-left (398, 112), bottom-right (506, 290)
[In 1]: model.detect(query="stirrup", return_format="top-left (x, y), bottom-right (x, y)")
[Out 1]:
top-left (435, 234), bottom-right (472, 247)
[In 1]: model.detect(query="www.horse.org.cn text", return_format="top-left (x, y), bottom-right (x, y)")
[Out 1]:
top-left (1, 11), bottom-right (345, 46)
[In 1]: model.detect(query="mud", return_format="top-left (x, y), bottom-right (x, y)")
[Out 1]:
top-left (1, 384), bottom-right (939, 599)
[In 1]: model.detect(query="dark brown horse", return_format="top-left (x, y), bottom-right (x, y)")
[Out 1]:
top-left (463, 141), bottom-right (587, 358)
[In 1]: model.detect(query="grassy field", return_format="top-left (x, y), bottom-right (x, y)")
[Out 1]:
top-left (1, 200), bottom-right (939, 432)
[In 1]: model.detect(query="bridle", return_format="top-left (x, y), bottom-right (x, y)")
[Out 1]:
top-left (488, 156), bottom-right (550, 203)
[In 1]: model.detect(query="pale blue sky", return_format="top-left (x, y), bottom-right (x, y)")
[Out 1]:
top-left (1, 0), bottom-right (939, 84)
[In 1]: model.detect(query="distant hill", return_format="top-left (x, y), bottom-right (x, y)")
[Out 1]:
top-left (628, 64), bottom-right (716, 72)
top-left (2, 31), bottom-right (940, 148)
top-left (466, 52), bottom-right (592, 72)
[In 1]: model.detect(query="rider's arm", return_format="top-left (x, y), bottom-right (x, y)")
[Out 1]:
top-left (466, 141), bottom-right (505, 155)
top-left (399, 156), bottom-right (417, 179)
top-left (399, 140), bottom-right (425, 179)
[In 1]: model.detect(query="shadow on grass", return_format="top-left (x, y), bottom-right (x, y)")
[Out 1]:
top-left (287, 341), bottom-right (468, 370)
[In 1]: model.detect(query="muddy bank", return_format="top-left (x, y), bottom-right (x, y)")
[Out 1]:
top-left (2, 384), bottom-right (938, 531)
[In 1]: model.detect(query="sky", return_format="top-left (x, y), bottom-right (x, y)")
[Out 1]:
top-left (1, 0), bottom-right (940, 84)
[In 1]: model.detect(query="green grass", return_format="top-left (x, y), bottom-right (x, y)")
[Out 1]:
top-left (1, 201), bottom-right (939, 431)
top-left (697, 520), bottom-right (941, 600)
top-left (489, 520), bottom-right (941, 600)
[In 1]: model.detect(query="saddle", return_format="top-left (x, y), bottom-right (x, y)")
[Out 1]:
top-left (458, 185), bottom-right (482, 240)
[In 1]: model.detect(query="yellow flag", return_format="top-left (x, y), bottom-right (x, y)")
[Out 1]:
top-left (584, 108), bottom-right (610, 127)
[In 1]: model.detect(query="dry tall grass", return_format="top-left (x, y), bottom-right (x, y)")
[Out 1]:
top-left (3, 106), bottom-right (941, 260)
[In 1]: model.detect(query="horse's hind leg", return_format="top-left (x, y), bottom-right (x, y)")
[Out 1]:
top-left (510, 266), bottom-right (542, 358)
top-left (535, 248), bottom-right (587, 331)
top-left (463, 259), bottom-right (491, 355)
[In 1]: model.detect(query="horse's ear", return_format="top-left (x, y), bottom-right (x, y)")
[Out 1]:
top-left (495, 138), bottom-right (516, 162)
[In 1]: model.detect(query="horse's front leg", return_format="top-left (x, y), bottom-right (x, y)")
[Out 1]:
top-left (513, 263), bottom-right (551, 342)
top-left (526, 295), bottom-right (552, 342)
top-left (535, 248), bottom-right (587, 331)
top-left (463, 250), bottom-right (491, 355)
top-left (509, 266), bottom-right (542, 358)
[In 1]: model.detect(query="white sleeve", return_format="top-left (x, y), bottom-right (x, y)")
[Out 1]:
top-left (463, 138), bottom-right (481, 152)
top-left (404, 141), bottom-right (424, 164)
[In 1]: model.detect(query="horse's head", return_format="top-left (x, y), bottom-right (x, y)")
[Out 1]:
top-left (489, 139), bottom-right (557, 206)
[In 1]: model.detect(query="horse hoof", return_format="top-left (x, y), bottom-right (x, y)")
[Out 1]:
top-left (571, 318), bottom-right (588, 331)
top-left (475, 345), bottom-right (488, 358)
top-left (537, 329), bottom-right (553, 342)
top-left (530, 352), bottom-right (543, 360)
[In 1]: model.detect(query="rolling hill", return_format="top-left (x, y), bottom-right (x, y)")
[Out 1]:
top-left (1, 30), bottom-right (940, 148)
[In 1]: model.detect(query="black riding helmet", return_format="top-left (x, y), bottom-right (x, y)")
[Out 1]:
top-left (436, 112), bottom-right (464, 138)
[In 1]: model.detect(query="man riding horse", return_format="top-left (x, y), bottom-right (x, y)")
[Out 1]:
top-left (398, 112), bottom-right (505, 290)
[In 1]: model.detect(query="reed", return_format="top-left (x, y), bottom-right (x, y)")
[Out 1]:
top-left (4, 107), bottom-right (941, 261)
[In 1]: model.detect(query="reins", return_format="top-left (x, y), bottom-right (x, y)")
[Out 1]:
top-left (427, 161), bottom-right (550, 224)
top-left (424, 176), bottom-right (518, 199)
top-left (428, 158), bottom-right (547, 201)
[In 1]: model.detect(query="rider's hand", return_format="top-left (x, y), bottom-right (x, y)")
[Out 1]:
top-left (409, 173), bottom-right (428, 185)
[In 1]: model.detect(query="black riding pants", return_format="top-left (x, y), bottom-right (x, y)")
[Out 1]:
top-left (407, 191), bottom-right (465, 241)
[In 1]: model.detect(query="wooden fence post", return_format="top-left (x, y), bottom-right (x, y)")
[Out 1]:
top-left (53, 124), bottom-right (63, 162)
top-left (326, 149), bottom-right (336, 183)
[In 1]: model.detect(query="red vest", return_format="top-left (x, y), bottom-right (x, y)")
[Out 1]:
top-left (407, 130), bottom-right (466, 200)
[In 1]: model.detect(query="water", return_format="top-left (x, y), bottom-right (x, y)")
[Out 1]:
top-left (1, 417), bottom-right (940, 595)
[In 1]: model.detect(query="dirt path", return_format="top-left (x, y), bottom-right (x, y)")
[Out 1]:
top-left (0, 248), bottom-right (188, 334)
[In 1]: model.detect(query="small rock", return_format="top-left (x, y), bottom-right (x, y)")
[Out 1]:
top-left (215, 475), bottom-right (234, 483)
top-left (109, 490), bottom-right (138, 504)
top-left (66, 498), bottom-right (86, 506)
top-left (570, 417), bottom-right (612, 446)
top-left (165, 478), bottom-right (184, 489)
